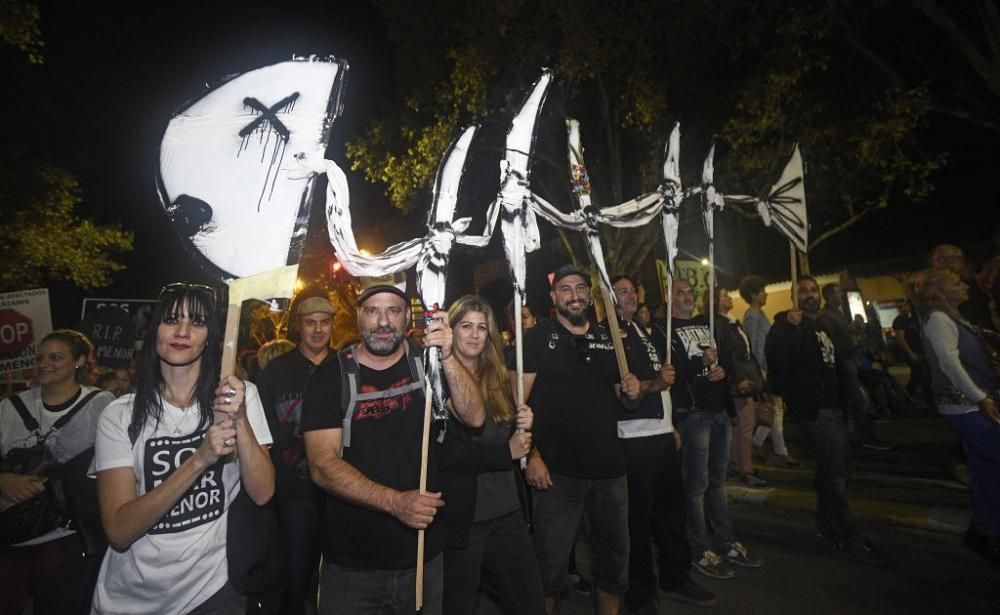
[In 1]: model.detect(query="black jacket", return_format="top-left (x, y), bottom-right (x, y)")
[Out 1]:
top-left (765, 312), bottom-right (844, 420)
top-left (438, 417), bottom-right (524, 549)
top-left (714, 316), bottom-right (764, 400)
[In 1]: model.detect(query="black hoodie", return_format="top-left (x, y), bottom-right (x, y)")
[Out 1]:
top-left (765, 311), bottom-right (842, 420)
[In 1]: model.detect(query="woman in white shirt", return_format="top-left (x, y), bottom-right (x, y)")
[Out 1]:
top-left (92, 283), bottom-right (274, 614)
top-left (0, 330), bottom-right (114, 615)
top-left (911, 268), bottom-right (1000, 565)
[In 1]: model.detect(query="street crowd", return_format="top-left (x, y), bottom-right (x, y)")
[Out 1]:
top-left (1, 243), bottom-right (998, 615)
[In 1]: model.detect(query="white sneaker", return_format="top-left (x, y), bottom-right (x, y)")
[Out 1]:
top-left (692, 550), bottom-right (736, 579)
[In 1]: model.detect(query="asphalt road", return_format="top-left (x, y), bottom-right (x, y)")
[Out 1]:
top-left (473, 502), bottom-right (1000, 615)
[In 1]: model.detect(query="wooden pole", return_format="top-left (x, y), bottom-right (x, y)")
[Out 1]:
top-left (514, 288), bottom-right (528, 470)
top-left (220, 299), bottom-right (241, 379)
top-left (598, 284), bottom-right (630, 380)
top-left (666, 269), bottom-right (673, 365)
top-left (514, 288), bottom-right (525, 406)
top-left (708, 235), bottom-right (716, 340)
top-left (415, 381), bottom-right (433, 614)
top-left (790, 242), bottom-right (799, 310)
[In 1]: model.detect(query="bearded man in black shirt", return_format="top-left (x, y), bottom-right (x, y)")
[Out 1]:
top-left (766, 277), bottom-right (886, 563)
top-left (518, 265), bottom-right (641, 615)
top-left (300, 281), bottom-right (485, 615)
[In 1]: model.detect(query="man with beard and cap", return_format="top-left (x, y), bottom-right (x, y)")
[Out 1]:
top-left (766, 277), bottom-right (887, 563)
top-left (669, 278), bottom-right (763, 581)
top-left (517, 264), bottom-right (641, 615)
top-left (256, 295), bottom-right (336, 614)
top-left (300, 277), bottom-right (485, 615)
top-left (609, 274), bottom-right (717, 613)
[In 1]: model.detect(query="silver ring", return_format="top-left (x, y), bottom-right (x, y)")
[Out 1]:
top-left (224, 438), bottom-right (233, 447)
top-left (224, 389), bottom-right (237, 398)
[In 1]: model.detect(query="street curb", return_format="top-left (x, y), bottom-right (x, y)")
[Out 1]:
top-left (725, 485), bottom-right (971, 535)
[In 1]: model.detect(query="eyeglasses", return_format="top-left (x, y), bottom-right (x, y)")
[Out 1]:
top-left (158, 282), bottom-right (218, 307)
top-left (573, 335), bottom-right (593, 365)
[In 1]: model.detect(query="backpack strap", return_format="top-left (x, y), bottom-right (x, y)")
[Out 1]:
top-left (337, 345), bottom-right (360, 448)
top-left (7, 389), bottom-right (102, 438)
top-left (338, 341), bottom-right (426, 448)
top-left (50, 390), bottom-right (103, 432)
top-left (7, 394), bottom-right (39, 433)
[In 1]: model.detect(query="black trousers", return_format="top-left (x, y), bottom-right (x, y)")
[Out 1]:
top-left (622, 433), bottom-right (691, 611)
top-left (798, 408), bottom-right (860, 544)
top-left (254, 494), bottom-right (322, 615)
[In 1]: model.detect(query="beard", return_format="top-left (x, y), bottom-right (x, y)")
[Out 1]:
top-left (556, 301), bottom-right (588, 327)
top-left (362, 325), bottom-right (405, 356)
top-left (801, 297), bottom-right (820, 314)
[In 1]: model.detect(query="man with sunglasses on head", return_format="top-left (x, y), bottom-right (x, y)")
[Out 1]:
top-left (299, 278), bottom-right (485, 615)
top-left (514, 264), bottom-right (641, 615)
top-left (670, 278), bottom-right (764, 583)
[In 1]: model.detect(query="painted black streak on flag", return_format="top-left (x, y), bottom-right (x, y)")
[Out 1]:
top-left (238, 93), bottom-right (300, 212)
top-left (763, 176), bottom-right (806, 248)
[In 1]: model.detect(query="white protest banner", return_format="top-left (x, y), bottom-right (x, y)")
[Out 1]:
top-left (0, 288), bottom-right (53, 376)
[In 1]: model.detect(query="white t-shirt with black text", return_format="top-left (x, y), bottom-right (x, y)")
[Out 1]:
top-left (91, 383), bottom-right (272, 615)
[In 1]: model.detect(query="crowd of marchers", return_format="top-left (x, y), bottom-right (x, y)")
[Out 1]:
top-left (1, 243), bottom-right (998, 615)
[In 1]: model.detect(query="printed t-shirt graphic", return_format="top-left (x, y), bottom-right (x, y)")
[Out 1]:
top-left (355, 378), bottom-right (415, 422)
top-left (815, 330), bottom-right (836, 366)
top-left (144, 430), bottom-right (226, 534)
top-left (674, 323), bottom-right (713, 377)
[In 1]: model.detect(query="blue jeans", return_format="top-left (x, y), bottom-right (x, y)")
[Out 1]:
top-left (943, 411), bottom-right (1000, 536)
top-left (531, 474), bottom-right (630, 595)
top-left (674, 409), bottom-right (735, 556)
top-left (443, 510), bottom-right (545, 615)
top-left (798, 408), bottom-right (859, 544)
top-left (318, 554), bottom-right (443, 615)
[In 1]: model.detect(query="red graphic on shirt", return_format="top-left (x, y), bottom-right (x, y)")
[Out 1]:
top-left (355, 378), bottom-right (414, 421)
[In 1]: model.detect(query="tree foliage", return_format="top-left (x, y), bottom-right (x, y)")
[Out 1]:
top-left (0, 154), bottom-right (134, 291)
top-left (843, 0), bottom-right (1000, 137)
top-left (347, 0), bottom-right (946, 276)
top-left (0, 0), bottom-right (43, 63)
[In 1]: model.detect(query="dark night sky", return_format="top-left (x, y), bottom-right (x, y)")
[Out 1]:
top-left (9, 1), bottom-right (1000, 327)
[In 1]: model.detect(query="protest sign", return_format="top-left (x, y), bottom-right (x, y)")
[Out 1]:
top-left (80, 306), bottom-right (136, 368)
top-left (0, 289), bottom-right (53, 376)
top-left (81, 298), bottom-right (158, 350)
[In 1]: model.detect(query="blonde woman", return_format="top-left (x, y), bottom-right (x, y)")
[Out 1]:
top-left (443, 295), bottom-right (544, 614)
top-left (1, 330), bottom-right (114, 615)
top-left (910, 268), bottom-right (1000, 565)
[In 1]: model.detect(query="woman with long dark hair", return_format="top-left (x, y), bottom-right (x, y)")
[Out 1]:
top-left (1, 330), bottom-right (114, 615)
top-left (443, 295), bottom-right (544, 614)
top-left (92, 283), bottom-right (274, 614)
top-left (910, 268), bottom-right (1000, 564)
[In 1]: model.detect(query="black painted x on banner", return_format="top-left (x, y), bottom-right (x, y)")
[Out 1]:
top-left (239, 92), bottom-right (300, 141)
